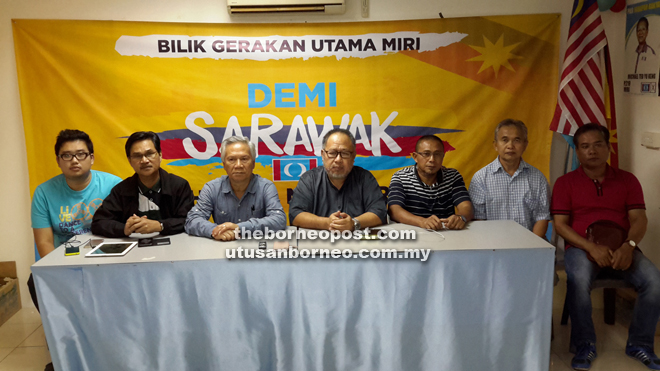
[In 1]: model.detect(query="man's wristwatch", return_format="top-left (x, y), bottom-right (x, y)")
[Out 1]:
top-left (457, 215), bottom-right (467, 223)
top-left (627, 240), bottom-right (636, 248)
top-left (160, 222), bottom-right (164, 232)
top-left (353, 218), bottom-right (361, 231)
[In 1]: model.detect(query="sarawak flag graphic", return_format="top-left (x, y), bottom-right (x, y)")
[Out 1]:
top-left (13, 16), bottom-right (559, 217)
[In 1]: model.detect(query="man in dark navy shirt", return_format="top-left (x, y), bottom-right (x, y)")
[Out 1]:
top-left (289, 129), bottom-right (387, 231)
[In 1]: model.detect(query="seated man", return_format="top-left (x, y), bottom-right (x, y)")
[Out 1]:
top-left (92, 131), bottom-right (194, 237)
top-left (30, 129), bottom-right (121, 371)
top-left (552, 123), bottom-right (660, 371)
top-left (289, 129), bottom-right (387, 231)
top-left (30, 129), bottom-right (122, 292)
top-left (185, 136), bottom-right (286, 240)
top-left (388, 135), bottom-right (473, 230)
top-left (469, 119), bottom-right (550, 237)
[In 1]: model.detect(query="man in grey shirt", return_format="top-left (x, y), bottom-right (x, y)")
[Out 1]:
top-left (185, 136), bottom-right (286, 240)
top-left (289, 129), bottom-right (387, 231)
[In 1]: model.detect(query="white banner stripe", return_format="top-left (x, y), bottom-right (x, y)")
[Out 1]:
top-left (115, 32), bottom-right (467, 61)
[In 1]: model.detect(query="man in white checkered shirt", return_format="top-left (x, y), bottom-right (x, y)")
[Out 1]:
top-left (469, 119), bottom-right (550, 238)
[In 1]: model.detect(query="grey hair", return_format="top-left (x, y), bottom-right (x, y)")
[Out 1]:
top-left (322, 128), bottom-right (356, 150)
top-left (494, 119), bottom-right (528, 142)
top-left (220, 136), bottom-right (256, 160)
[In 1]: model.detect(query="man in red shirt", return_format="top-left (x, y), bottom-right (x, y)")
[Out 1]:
top-left (552, 123), bottom-right (660, 371)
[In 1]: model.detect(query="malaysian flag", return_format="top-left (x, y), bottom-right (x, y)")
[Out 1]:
top-left (550, 0), bottom-right (618, 168)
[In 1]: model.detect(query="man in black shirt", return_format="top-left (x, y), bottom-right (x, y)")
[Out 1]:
top-left (92, 131), bottom-right (194, 237)
top-left (289, 129), bottom-right (387, 231)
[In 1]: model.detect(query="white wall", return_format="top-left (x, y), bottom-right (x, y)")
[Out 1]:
top-left (600, 9), bottom-right (660, 265)
top-left (2, 0), bottom-right (647, 308)
top-left (624, 85), bottom-right (660, 265)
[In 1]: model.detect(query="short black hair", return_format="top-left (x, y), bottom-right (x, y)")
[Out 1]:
top-left (125, 131), bottom-right (161, 158)
top-left (322, 128), bottom-right (356, 150)
top-left (54, 129), bottom-right (93, 155)
top-left (638, 17), bottom-right (649, 30)
top-left (573, 123), bottom-right (610, 147)
top-left (415, 135), bottom-right (444, 152)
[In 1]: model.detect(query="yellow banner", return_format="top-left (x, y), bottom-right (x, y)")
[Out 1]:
top-left (13, 16), bottom-right (560, 217)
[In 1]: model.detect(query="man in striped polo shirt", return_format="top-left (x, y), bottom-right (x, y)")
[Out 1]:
top-left (388, 135), bottom-right (473, 230)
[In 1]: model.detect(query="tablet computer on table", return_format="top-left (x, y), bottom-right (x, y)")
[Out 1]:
top-left (85, 241), bottom-right (138, 257)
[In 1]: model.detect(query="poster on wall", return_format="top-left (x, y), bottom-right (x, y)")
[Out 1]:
top-left (13, 16), bottom-right (559, 218)
top-left (625, 0), bottom-right (660, 95)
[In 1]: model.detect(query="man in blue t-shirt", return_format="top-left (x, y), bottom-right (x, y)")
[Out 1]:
top-left (29, 130), bottom-right (121, 304)
top-left (29, 129), bottom-right (120, 371)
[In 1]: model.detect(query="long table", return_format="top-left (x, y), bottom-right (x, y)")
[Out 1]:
top-left (32, 220), bottom-right (554, 371)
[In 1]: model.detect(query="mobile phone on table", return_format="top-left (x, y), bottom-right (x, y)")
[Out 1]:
top-left (138, 237), bottom-right (171, 247)
top-left (65, 245), bottom-right (80, 256)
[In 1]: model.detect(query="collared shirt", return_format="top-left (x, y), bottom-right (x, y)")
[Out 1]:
top-left (91, 168), bottom-right (194, 237)
top-left (137, 179), bottom-right (162, 221)
top-left (551, 165), bottom-right (645, 249)
top-left (288, 166), bottom-right (387, 224)
top-left (469, 158), bottom-right (550, 232)
top-left (387, 165), bottom-right (471, 219)
top-left (185, 174), bottom-right (286, 238)
top-left (636, 43), bottom-right (656, 55)
top-left (636, 44), bottom-right (657, 73)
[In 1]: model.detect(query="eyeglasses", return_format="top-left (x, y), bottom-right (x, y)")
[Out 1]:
top-left (58, 152), bottom-right (90, 161)
top-left (415, 151), bottom-right (444, 159)
top-left (322, 150), bottom-right (353, 159)
top-left (129, 151), bottom-right (159, 161)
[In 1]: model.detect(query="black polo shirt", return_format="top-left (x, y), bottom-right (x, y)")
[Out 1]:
top-left (289, 165), bottom-right (387, 224)
top-left (137, 179), bottom-right (163, 221)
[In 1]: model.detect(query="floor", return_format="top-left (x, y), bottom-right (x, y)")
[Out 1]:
top-left (0, 307), bottom-right (50, 371)
top-left (550, 271), bottom-right (659, 371)
top-left (0, 272), bottom-right (657, 370)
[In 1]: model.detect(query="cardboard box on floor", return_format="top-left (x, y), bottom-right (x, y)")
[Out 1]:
top-left (0, 261), bottom-right (21, 327)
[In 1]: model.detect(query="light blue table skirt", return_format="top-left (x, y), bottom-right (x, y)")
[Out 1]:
top-left (33, 248), bottom-right (553, 371)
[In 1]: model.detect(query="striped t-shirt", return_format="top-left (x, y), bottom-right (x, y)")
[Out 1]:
top-left (387, 166), bottom-right (471, 218)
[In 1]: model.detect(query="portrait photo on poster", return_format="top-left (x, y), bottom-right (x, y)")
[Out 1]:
top-left (624, 1), bottom-right (660, 95)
